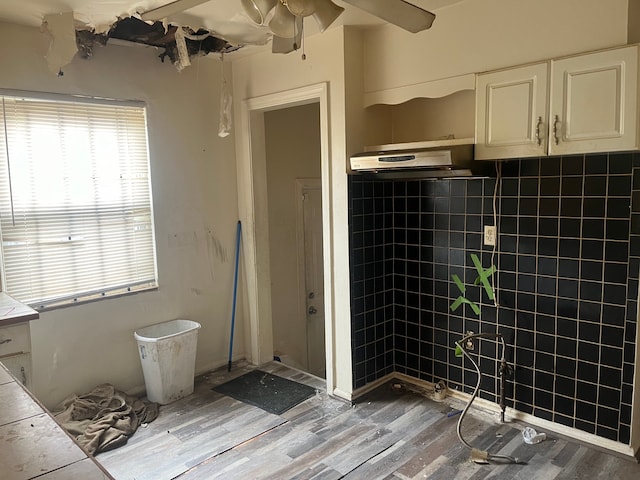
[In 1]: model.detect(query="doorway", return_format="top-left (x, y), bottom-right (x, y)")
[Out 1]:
top-left (236, 83), bottom-right (335, 392)
top-left (263, 104), bottom-right (325, 377)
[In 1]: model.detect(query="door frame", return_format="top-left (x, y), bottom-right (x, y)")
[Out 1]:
top-left (236, 83), bottom-right (334, 392)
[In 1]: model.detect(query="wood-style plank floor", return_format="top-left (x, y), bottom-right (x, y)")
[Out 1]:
top-left (97, 362), bottom-right (640, 479)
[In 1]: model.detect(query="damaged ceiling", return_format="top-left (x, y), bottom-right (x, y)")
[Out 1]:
top-left (77, 17), bottom-right (241, 67)
top-left (1, 0), bottom-right (467, 71)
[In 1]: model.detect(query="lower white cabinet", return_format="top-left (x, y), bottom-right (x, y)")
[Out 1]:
top-left (0, 323), bottom-right (31, 388)
top-left (1, 353), bottom-right (31, 387)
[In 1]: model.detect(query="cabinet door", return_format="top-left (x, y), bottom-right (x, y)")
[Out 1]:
top-left (1, 353), bottom-right (31, 388)
top-left (550, 45), bottom-right (638, 155)
top-left (475, 63), bottom-right (549, 160)
top-left (0, 323), bottom-right (30, 357)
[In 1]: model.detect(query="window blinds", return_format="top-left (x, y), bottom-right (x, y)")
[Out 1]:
top-left (0, 93), bottom-right (157, 308)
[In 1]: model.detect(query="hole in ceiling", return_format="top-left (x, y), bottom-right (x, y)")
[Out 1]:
top-left (76, 16), bottom-right (241, 67)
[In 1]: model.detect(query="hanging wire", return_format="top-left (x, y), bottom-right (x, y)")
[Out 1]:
top-left (301, 17), bottom-right (306, 60)
top-left (490, 161), bottom-right (502, 307)
top-left (1, 98), bottom-right (16, 226)
top-left (220, 50), bottom-right (224, 77)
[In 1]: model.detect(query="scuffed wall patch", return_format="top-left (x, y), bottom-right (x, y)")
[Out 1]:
top-left (206, 228), bottom-right (228, 280)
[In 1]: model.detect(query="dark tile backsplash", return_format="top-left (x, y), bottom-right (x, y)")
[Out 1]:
top-left (348, 152), bottom-right (640, 445)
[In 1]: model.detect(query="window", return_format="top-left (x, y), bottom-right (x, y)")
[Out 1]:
top-left (0, 91), bottom-right (157, 309)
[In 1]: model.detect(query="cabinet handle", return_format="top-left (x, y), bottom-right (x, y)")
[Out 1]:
top-left (0, 338), bottom-right (12, 345)
top-left (20, 366), bottom-right (26, 386)
top-left (552, 114), bottom-right (560, 145)
top-left (535, 116), bottom-right (543, 145)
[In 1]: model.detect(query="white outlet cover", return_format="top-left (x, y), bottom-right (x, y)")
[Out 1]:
top-left (484, 225), bottom-right (496, 246)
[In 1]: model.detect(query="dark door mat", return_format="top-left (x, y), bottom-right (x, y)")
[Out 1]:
top-left (213, 370), bottom-right (316, 415)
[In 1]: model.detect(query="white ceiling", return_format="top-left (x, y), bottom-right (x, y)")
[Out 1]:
top-left (0, 0), bottom-right (466, 46)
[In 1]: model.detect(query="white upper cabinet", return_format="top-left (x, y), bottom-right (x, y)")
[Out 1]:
top-left (475, 44), bottom-right (639, 160)
top-left (550, 46), bottom-right (638, 155)
top-left (475, 63), bottom-right (549, 160)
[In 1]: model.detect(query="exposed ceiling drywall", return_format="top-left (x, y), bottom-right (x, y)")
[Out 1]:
top-left (0, 1), bottom-right (465, 43)
top-left (0, 0), bottom-right (467, 70)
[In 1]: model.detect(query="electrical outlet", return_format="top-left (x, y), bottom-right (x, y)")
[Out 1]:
top-left (484, 225), bottom-right (496, 246)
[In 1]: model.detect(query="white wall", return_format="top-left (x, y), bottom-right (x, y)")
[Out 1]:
top-left (363, 0), bottom-right (631, 95)
top-left (265, 103), bottom-right (321, 370)
top-left (0, 21), bottom-right (243, 408)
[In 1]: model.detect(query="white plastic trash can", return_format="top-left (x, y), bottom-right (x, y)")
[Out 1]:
top-left (134, 319), bottom-right (201, 405)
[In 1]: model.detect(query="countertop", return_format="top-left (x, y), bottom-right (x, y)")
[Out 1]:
top-left (0, 292), bottom-right (39, 327)
top-left (0, 363), bottom-right (114, 479)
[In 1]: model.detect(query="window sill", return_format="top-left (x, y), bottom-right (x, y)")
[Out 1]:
top-left (30, 283), bottom-right (159, 313)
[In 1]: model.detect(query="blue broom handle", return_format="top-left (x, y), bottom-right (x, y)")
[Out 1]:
top-left (228, 220), bottom-right (241, 371)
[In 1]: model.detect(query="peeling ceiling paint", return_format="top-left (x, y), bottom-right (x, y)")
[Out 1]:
top-left (43, 12), bottom-right (80, 75)
top-left (1, 1), bottom-right (468, 71)
top-left (103, 17), bottom-right (239, 62)
top-left (0, 1), bottom-right (467, 44)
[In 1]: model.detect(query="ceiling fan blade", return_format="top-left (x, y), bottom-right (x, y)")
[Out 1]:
top-left (286, 0), bottom-right (316, 17)
top-left (272, 18), bottom-right (303, 53)
top-left (269, 1), bottom-right (298, 38)
top-left (312, 0), bottom-right (344, 32)
top-left (241, 0), bottom-right (278, 25)
top-left (140, 0), bottom-right (212, 21)
top-left (342, 0), bottom-right (435, 33)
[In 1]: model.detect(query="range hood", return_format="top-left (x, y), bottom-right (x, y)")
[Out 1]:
top-left (349, 139), bottom-right (489, 178)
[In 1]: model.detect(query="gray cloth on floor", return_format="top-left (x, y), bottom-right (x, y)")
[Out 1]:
top-left (52, 383), bottom-right (159, 455)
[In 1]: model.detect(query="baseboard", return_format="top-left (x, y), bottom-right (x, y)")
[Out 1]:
top-left (127, 355), bottom-right (245, 399)
top-left (348, 372), bottom-right (398, 400)
top-left (506, 409), bottom-right (635, 459)
top-left (126, 384), bottom-right (147, 398)
top-left (331, 387), bottom-right (353, 401)
top-left (374, 373), bottom-right (637, 460)
top-left (196, 356), bottom-right (242, 377)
